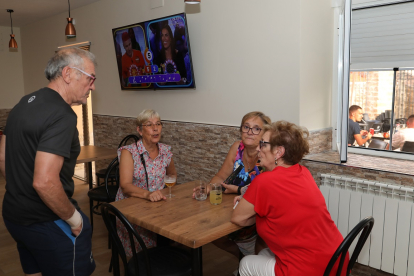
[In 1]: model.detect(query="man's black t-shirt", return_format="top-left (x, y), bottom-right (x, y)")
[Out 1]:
top-left (348, 118), bottom-right (361, 145)
top-left (2, 87), bottom-right (80, 225)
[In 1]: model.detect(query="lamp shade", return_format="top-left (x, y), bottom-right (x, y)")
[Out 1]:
top-left (65, 18), bottom-right (76, 38)
top-left (184, 0), bottom-right (200, 3)
top-left (9, 34), bottom-right (17, 48)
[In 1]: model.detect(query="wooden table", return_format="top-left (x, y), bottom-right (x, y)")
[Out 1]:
top-left (111, 181), bottom-right (242, 276)
top-left (76, 145), bottom-right (117, 189)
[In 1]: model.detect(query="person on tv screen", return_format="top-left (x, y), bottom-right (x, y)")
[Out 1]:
top-left (121, 32), bottom-right (145, 87)
top-left (174, 24), bottom-right (192, 84)
top-left (154, 24), bottom-right (187, 85)
top-left (128, 28), bottom-right (142, 52)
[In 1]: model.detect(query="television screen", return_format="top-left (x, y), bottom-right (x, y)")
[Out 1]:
top-left (112, 13), bottom-right (195, 90)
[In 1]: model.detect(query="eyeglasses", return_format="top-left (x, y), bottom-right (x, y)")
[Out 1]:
top-left (241, 125), bottom-right (262, 135)
top-left (259, 140), bottom-right (271, 149)
top-left (142, 122), bottom-right (163, 128)
top-left (69, 66), bottom-right (96, 85)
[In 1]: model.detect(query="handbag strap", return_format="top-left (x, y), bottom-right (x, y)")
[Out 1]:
top-left (140, 153), bottom-right (149, 190)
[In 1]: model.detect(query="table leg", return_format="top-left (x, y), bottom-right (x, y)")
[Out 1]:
top-left (87, 161), bottom-right (93, 190)
top-left (191, 247), bottom-right (203, 276)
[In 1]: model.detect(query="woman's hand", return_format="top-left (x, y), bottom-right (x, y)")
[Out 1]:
top-left (233, 196), bottom-right (241, 206)
top-left (222, 183), bottom-right (238, 194)
top-left (146, 190), bottom-right (166, 202)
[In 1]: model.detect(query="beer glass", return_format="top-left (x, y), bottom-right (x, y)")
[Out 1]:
top-left (210, 183), bottom-right (222, 205)
top-left (164, 175), bottom-right (177, 198)
top-left (195, 180), bottom-right (207, 201)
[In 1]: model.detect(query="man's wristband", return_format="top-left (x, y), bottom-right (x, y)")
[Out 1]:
top-left (237, 186), bottom-right (242, 195)
top-left (65, 209), bottom-right (82, 229)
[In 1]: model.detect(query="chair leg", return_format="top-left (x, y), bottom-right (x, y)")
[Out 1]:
top-left (89, 198), bottom-right (94, 233)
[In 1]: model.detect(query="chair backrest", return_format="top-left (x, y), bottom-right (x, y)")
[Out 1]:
top-left (324, 216), bottom-right (374, 276)
top-left (101, 203), bottom-right (152, 276)
top-left (118, 134), bottom-right (140, 149)
top-left (103, 157), bottom-right (120, 197)
top-left (401, 141), bottom-right (414, 153)
top-left (368, 139), bottom-right (387, 149)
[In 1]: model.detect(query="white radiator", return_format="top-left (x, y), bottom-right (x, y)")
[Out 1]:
top-left (320, 174), bottom-right (414, 276)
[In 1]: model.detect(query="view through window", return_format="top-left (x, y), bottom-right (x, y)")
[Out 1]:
top-left (349, 69), bottom-right (414, 153)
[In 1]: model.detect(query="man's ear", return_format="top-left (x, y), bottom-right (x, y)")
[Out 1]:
top-left (61, 66), bottom-right (71, 84)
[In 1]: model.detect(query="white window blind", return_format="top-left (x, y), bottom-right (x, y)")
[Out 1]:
top-left (351, 1), bottom-right (414, 69)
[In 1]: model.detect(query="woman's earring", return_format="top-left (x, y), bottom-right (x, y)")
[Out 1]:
top-left (274, 158), bottom-right (278, 166)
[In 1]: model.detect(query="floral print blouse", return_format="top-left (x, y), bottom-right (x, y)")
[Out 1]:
top-left (115, 139), bottom-right (173, 256)
top-left (232, 141), bottom-right (263, 187)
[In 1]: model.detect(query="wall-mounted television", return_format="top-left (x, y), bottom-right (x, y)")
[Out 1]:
top-left (112, 13), bottom-right (195, 90)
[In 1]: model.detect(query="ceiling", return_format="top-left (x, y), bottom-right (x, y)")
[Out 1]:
top-left (0, 0), bottom-right (102, 27)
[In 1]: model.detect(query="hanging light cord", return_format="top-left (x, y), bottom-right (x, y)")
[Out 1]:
top-left (68, 0), bottom-right (71, 17)
top-left (9, 11), bottom-right (13, 34)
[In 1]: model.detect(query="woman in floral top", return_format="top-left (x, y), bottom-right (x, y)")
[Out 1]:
top-left (208, 111), bottom-right (271, 258)
top-left (116, 109), bottom-right (176, 256)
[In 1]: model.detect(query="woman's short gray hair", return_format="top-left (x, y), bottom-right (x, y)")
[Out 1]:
top-left (136, 109), bottom-right (161, 128)
top-left (44, 48), bottom-right (97, 81)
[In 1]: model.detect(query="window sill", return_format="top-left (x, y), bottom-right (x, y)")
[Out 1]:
top-left (303, 150), bottom-right (414, 177)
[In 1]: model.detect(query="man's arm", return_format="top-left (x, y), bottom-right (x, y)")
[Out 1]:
top-left (33, 151), bottom-right (82, 235)
top-left (354, 132), bottom-right (372, 146)
top-left (0, 135), bottom-right (6, 177)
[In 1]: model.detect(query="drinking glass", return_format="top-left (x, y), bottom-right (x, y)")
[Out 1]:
top-left (195, 180), bottom-right (207, 201)
top-left (210, 183), bottom-right (222, 205)
top-left (164, 175), bottom-right (177, 198)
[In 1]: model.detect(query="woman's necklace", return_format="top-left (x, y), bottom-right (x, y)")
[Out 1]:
top-left (243, 153), bottom-right (257, 172)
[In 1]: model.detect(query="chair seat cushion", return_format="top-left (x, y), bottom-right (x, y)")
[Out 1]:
top-left (127, 246), bottom-right (192, 276)
top-left (87, 186), bottom-right (118, 202)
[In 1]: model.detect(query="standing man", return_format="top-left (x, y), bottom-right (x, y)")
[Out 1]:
top-left (348, 105), bottom-right (372, 146)
top-left (121, 31), bottom-right (145, 87)
top-left (0, 48), bottom-right (96, 276)
top-left (390, 114), bottom-right (414, 150)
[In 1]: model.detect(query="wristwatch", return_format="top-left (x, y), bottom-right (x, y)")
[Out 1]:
top-left (237, 186), bottom-right (242, 195)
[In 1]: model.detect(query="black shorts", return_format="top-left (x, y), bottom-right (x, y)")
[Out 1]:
top-left (3, 210), bottom-right (96, 276)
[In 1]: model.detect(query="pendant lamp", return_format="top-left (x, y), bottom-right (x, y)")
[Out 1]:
top-left (184, 0), bottom-right (200, 3)
top-left (7, 9), bottom-right (18, 49)
top-left (65, 0), bottom-right (76, 38)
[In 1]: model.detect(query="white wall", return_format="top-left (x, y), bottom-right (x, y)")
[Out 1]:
top-left (299, 0), bottom-right (334, 129)
top-left (0, 26), bottom-right (25, 109)
top-left (18, 0), bottom-right (333, 130)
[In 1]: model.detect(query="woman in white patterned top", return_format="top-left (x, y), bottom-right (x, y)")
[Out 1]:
top-left (115, 109), bottom-right (176, 255)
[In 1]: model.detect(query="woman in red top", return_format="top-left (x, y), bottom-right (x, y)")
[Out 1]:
top-left (231, 121), bottom-right (348, 276)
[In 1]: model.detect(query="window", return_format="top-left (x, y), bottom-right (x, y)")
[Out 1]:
top-left (349, 69), bottom-right (414, 153)
top-left (336, 0), bottom-right (414, 160)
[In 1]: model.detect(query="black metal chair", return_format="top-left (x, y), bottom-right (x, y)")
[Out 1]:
top-left (89, 134), bottom-right (140, 231)
top-left (118, 134), bottom-right (140, 149)
top-left (96, 167), bottom-right (117, 189)
top-left (87, 157), bottom-right (119, 231)
top-left (100, 203), bottom-right (192, 276)
top-left (324, 216), bottom-right (375, 276)
top-left (368, 139), bottom-right (388, 149)
top-left (401, 141), bottom-right (414, 153)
